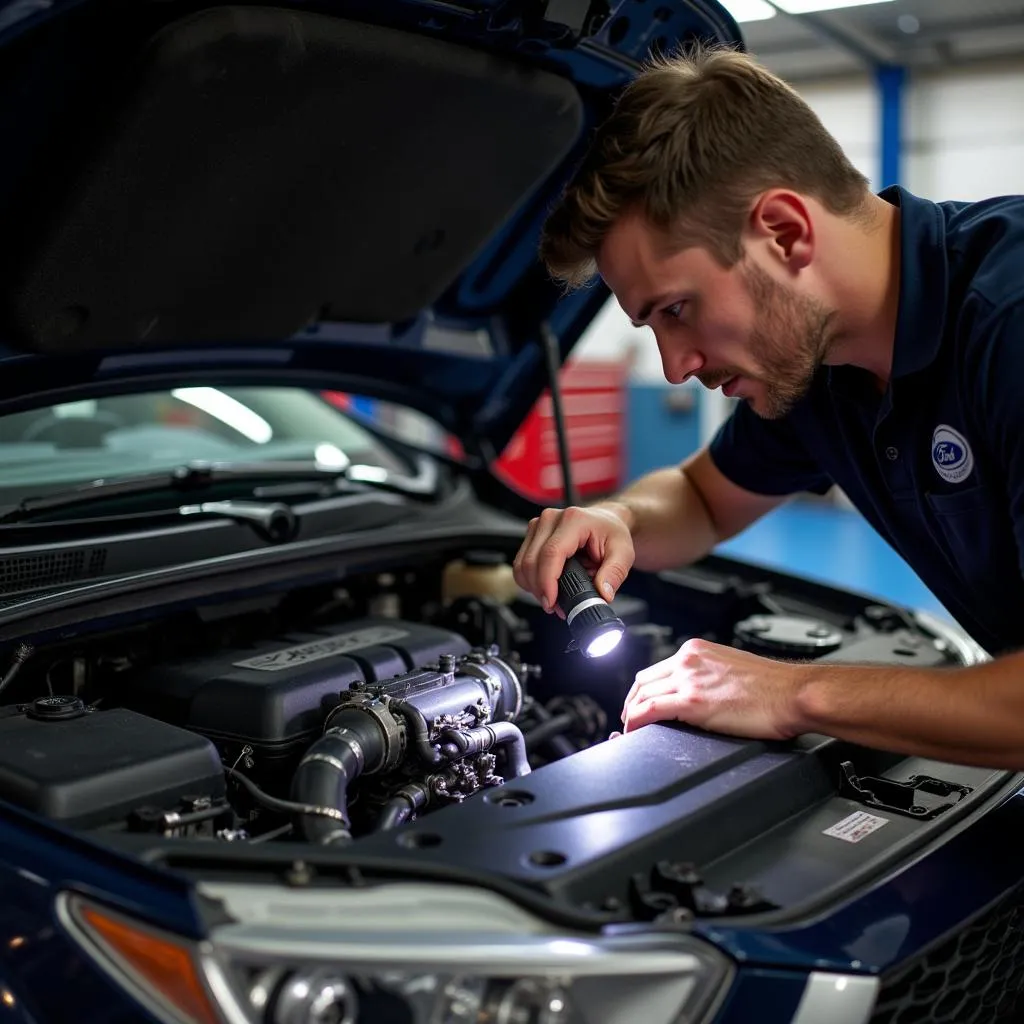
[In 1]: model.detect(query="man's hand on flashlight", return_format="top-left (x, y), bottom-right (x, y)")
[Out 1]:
top-left (618, 639), bottom-right (805, 741)
top-left (512, 504), bottom-right (635, 614)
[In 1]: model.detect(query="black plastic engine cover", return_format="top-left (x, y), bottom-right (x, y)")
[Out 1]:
top-left (353, 722), bottom-right (1008, 921)
top-left (0, 706), bottom-right (224, 829)
top-left (121, 618), bottom-right (470, 770)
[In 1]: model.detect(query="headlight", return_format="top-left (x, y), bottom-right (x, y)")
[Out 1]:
top-left (59, 883), bottom-right (733, 1024)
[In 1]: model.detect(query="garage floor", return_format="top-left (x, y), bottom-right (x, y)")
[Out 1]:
top-left (717, 498), bottom-right (953, 622)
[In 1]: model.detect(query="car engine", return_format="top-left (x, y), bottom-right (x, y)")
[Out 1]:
top-left (0, 551), bottom-right (617, 846)
top-left (0, 546), bottom-right (1001, 926)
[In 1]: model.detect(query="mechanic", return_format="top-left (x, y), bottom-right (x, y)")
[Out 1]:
top-left (512, 44), bottom-right (1024, 769)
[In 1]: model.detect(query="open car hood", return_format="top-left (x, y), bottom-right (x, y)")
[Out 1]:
top-left (0, 0), bottom-right (740, 456)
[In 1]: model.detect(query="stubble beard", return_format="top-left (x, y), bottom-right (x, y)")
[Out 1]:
top-left (739, 260), bottom-right (837, 420)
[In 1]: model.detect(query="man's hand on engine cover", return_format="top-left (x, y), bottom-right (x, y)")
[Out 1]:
top-left (615, 635), bottom-right (1024, 773)
top-left (619, 638), bottom-right (804, 740)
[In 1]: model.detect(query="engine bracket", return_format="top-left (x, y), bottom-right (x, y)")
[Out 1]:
top-left (838, 760), bottom-right (973, 820)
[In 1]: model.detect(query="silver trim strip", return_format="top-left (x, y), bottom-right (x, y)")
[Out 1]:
top-left (791, 972), bottom-right (879, 1024)
top-left (913, 610), bottom-right (991, 666)
top-left (566, 596), bottom-right (607, 626)
top-left (211, 926), bottom-right (708, 975)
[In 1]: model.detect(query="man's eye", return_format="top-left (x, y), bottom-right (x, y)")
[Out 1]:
top-left (663, 301), bottom-right (686, 320)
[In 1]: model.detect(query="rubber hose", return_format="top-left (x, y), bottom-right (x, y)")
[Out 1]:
top-left (375, 781), bottom-right (431, 832)
top-left (524, 701), bottom-right (576, 759)
top-left (390, 698), bottom-right (445, 765)
top-left (292, 710), bottom-right (386, 844)
top-left (523, 712), bottom-right (576, 753)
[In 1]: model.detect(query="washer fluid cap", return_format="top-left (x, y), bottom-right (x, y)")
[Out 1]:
top-left (734, 614), bottom-right (843, 658)
top-left (463, 550), bottom-right (506, 566)
top-left (26, 695), bottom-right (88, 721)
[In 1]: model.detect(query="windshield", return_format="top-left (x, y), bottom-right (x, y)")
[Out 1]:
top-left (0, 386), bottom-right (414, 504)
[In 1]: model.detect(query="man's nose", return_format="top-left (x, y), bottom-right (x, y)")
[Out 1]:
top-left (657, 333), bottom-right (704, 385)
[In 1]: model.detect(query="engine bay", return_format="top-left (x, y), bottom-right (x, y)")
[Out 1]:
top-left (0, 547), bottom-right (1009, 925)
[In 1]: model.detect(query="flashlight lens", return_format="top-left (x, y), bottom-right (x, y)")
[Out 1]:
top-left (585, 628), bottom-right (624, 658)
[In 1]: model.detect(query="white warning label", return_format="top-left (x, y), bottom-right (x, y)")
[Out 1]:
top-left (823, 810), bottom-right (890, 843)
top-left (234, 626), bottom-right (409, 672)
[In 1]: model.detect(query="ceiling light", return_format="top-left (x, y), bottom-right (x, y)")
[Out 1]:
top-left (171, 387), bottom-right (273, 444)
top-left (720, 1), bottom-right (777, 23)
top-left (775, 0), bottom-right (897, 13)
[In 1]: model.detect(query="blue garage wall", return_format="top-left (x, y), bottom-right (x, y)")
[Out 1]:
top-left (625, 383), bottom-right (702, 482)
top-left (719, 501), bottom-right (952, 620)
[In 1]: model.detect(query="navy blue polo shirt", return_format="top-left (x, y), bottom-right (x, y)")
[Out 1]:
top-left (708, 185), bottom-right (1024, 655)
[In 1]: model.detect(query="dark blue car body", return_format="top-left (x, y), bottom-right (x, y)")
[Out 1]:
top-left (0, 2), bottom-right (1022, 1023)
top-left (3, 728), bottom-right (1024, 1023)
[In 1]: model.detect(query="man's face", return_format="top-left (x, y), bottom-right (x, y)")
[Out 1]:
top-left (597, 211), bottom-right (837, 419)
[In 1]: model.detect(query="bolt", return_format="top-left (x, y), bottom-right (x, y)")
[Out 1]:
top-left (658, 860), bottom-right (701, 885)
top-left (284, 861), bottom-right (315, 887)
top-left (728, 884), bottom-right (754, 905)
top-left (661, 907), bottom-right (694, 925)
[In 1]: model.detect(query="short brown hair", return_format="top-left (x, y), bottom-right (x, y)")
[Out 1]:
top-left (540, 43), bottom-right (870, 287)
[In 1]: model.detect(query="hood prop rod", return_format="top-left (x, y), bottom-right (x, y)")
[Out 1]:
top-left (540, 323), bottom-right (577, 507)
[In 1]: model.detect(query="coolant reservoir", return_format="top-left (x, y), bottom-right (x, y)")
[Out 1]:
top-left (442, 551), bottom-right (520, 605)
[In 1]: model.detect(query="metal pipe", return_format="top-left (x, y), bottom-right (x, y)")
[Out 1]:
top-left (877, 64), bottom-right (906, 188)
top-left (489, 720), bottom-right (532, 779)
top-left (541, 322), bottom-right (578, 507)
top-left (761, 0), bottom-right (900, 68)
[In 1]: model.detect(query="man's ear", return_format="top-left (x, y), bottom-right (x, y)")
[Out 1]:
top-left (747, 190), bottom-right (814, 273)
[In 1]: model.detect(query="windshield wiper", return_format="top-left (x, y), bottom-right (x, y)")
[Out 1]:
top-left (0, 453), bottom-right (439, 525)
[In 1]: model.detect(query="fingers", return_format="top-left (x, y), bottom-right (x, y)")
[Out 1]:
top-left (512, 505), bottom-right (635, 614)
top-left (533, 506), bottom-right (593, 611)
top-left (512, 509), bottom-right (562, 611)
top-left (623, 654), bottom-right (678, 708)
top-left (622, 638), bottom-right (709, 726)
top-left (623, 694), bottom-right (680, 733)
top-left (512, 506), bottom-right (619, 612)
top-left (592, 532), bottom-right (632, 602)
top-left (633, 654), bottom-right (679, 686)
top-left (622, 675), bottom-right (684, 725)
top-left (626, 638), bottom-right (715, 700)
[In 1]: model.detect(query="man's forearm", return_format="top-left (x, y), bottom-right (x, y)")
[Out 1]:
top-left (593, 466), bottom-right (718, 572)
top-left (794, 650), bottom-right (1024, 768)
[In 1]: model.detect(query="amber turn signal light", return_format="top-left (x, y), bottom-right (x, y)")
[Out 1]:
top-left (67, 897), bottom-right (223, 1024)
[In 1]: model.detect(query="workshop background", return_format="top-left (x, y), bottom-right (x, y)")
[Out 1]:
top-left (359, 0), bottom-right (1024, 626)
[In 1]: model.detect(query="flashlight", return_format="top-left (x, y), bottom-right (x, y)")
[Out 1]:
top-left (556, 556), bottom-right (626, 658)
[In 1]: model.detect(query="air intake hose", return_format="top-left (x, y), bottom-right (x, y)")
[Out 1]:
top-left (291, 709), bottom-right (389, 845)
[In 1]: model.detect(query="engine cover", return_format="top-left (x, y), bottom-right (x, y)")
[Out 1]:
top-left (0, 704), bottom-right (224, 829)
top-left (351, 721), bottom-right (1007, 923)
top-left (121, 618), bottom-right (470, 779)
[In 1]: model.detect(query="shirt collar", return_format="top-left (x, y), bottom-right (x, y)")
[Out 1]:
top-left (881, 184), bottom-right (949, 379)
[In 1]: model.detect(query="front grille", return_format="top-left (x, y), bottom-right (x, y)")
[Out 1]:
top-left (871, 888), bottom-right (1024, 1024)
